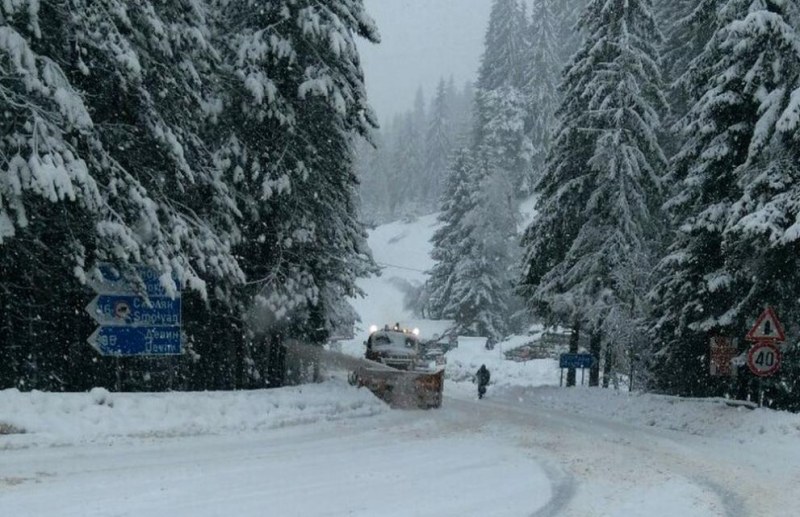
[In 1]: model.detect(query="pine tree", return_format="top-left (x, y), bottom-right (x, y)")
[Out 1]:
top-left (425, 149), bottom-right (478, 319)
top-left (423, 79), bottom-right (453, 209)
top-left (355, 134), bottom-right (391, 224)
top-left (0, 0), bottom-right (379, 390)
top-left (450, 80), bottom-right (475, 146)
top-left (213, 0), bottom-right (379, 357)
top-left (355, 79), bottom-right (465, 221)
top-left (473, 0), bottom-right (533, 196)
top-left (649, 0), bottom-right (800, 399)
top-left (70, 0), bottom-right (243, 290)
top-left (659, 0), bottom-right (722, 84)
top-left (0, 0), bottom-right (244, 390)
top-left (477, 0), bottom-right (527, 92)
top-left (408, 87), bottom-right (428, 206)
top-left (388, 111), bottom-right (424, 217)
top-left (425, 0), bottom-right (530, 337)
top-left (479, 85), bottom-right (533, 195)
top-left (553, 0), bottom-right (590, 60)
top-left (449, 149), bottom-right (519, 339)
top-left (520, 0), bottom-right (668, 385)
top-left (523, 0), bottom-right (562, 178)
top-left (657, 0), bottom-right (724, 156)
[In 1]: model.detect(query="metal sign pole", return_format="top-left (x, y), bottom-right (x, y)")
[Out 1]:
top-left (560, 368), bottom-right (563, 387)
top-left (115, 355), bottom-right (122, 392)
top-left (629, 363), bottom-right (634, 392)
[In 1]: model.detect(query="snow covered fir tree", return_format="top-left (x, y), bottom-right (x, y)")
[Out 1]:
top-left (0, 0), bottom-right (378, 391)
top-left (513, 0), bottom-right (800, 406)
top-left (520, 0), bottom-right (667, 387)
top-left (649, 0), bottom-right (800, 406)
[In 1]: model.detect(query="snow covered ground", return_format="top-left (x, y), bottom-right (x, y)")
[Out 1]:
top-left (0, 381), bottom-right (386, 449)
top-left (3, 376), bottom-right (799, 516)
top-left (3, 214), bottom-right (800, 516)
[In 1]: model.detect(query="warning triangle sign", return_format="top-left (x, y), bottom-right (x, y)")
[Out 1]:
top-left (746, 307), bottom-right (785, 342)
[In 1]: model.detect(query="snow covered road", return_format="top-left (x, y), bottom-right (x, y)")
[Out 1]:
top-left (3, 386), bottom-right (797, 516)
top-left (0, 398), bottom-right (549, 517)
top-left (447, 393), bottom-right (763, 517)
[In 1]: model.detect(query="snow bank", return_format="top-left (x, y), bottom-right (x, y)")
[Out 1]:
top-left (445, 335), bottom-right (800, 448)
top-left (0, 380), bottom-right (386, 448)
top-left (517, 386), bottom-right (800, 445)
top-left (445, 336), bottom-right (561, 387)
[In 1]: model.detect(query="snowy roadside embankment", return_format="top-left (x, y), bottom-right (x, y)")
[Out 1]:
top-left (0, 380), bottom-right (386, 448)
top-left (443, 337), bottom-right (800, 449)
top-left (517, 386), bottom-right (800, 444)
top-left (445, 336), bottom-right (561, 391)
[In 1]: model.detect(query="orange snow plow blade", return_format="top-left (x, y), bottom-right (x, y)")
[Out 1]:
top-left (349, 367), bottom-right (444, 409)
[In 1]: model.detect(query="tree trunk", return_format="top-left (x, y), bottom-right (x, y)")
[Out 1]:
top-left (567, 320), bottom-right (581, 387)
top-left (266, 332), bottom-right (287, 388)
top-left (589, 329), bottom-right (602, 387)
top-left (602, 343), bottom-right (612, 388)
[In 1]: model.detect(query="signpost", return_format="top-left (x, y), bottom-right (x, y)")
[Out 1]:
top-left (745, 306), bottom-right (785, 342)
top-left (559, 353), bottom-right (594, 369)
top-left (559, 353), bottom-right (595, 387)
top-left (87, 326), bottom-right (182, 356)
top-left (86, 295), bottom-right (181, 327)
top-left (746, 341), bottom-right (781, 378)
top-left (86, 263), bottom-right (182, 360)
top-left (90, 264), bottom-right (177, 297)
top-left (744, 307), bottom-right (785, 407)
top-left (709, 336), bottom-right (737, 377)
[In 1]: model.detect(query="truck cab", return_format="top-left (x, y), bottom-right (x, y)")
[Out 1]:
top-left (365, 324), bottom-right (421, 370)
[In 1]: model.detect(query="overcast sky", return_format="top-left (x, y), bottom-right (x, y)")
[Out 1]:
top-left (358, 0), bottom-right (493, 124)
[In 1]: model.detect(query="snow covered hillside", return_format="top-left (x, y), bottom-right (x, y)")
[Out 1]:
top-left (342, 213), bottom-right (452, 355)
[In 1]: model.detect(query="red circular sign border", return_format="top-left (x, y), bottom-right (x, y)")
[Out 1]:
top-left (747, 341), bottom-right (782, 377)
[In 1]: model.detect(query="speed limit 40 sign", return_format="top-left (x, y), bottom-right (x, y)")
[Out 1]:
top-left (747, 342), bottom-right (782, 377)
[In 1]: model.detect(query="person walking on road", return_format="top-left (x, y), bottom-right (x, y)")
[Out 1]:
top-left (476, 364), bottom-right (490, 399)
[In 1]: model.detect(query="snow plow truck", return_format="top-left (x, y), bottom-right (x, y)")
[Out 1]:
top-left (348, 324), bottom-right (444, 409)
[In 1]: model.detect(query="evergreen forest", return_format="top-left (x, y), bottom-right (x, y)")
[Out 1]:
top-left (3, 0), bottom-right (800, 411)
top-left (412, 0), bottom-right (800, 410)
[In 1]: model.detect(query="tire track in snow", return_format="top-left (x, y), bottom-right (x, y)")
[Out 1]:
top-left (444, 394), bottom-right (752, 517)
top-left (688, 478), bottom-right (748, 517)
top-left (529, 463), bottom-right (576, 517)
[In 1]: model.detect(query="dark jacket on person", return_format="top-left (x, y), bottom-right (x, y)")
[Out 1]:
top-left (476, 365), bottom-right (490, 387)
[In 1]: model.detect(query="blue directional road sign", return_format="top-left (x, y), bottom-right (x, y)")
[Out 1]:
top-left (87, 326), bottom-right (182, 356)
top-left (559, 353), bottom-right (595, 369)
top-left (86, 295), bottom-right (181, 326)
top-left (91, 263), bottom-right (179, 298)
top-left (87, 262), bottom-right (182, 356)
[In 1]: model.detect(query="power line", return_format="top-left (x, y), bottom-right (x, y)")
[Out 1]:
top-left (377, 262), bottom-right (428, 273)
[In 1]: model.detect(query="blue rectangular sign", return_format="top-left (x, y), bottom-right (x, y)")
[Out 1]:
top-left (559, 353), bottom-right (594, 369)
top-left (93, 264), bottom-right (179, 298)
top-left (88, 326), bottom-right (182, 356)
top-left (88, 295), bottom-right (181, 326)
